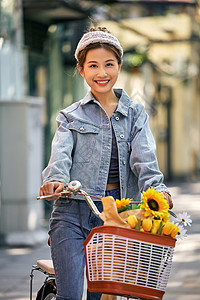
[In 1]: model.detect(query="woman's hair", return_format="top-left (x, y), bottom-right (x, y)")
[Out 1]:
top-left (76, 27), bottom-right (122, 68)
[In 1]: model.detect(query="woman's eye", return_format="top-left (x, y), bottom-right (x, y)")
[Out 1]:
top-left (106, 63), bottom-right (114, 67)
top-left (89, 64), bottom-right (97, 68)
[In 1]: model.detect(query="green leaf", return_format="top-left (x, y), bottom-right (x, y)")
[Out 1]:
top-left (131, 204), bottom-right (140, 210)
top-left (117, 205), bottom-right (129, 213)
top-left (157, 221), bottom-right (164, 235)
top-left (135, 218), bottom-right (141, 230)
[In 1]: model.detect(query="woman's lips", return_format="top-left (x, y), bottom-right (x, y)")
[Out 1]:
top-left (95, 80), bottom-right (110, 86)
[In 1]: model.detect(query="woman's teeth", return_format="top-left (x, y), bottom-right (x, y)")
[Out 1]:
top-left (96, 80), bottom-right (109, 84)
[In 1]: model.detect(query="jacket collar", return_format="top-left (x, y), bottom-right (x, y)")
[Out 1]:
top-left (80, 89), bottom-right (129, 117)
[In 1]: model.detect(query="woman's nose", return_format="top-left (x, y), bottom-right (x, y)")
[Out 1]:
top-left (97, 66), bottom-right (107, 77)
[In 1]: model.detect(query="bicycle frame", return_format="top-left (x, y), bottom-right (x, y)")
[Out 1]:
top-left (30, 262), bottom-right (56, 300)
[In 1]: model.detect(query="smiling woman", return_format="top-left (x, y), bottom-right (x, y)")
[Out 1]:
top-left (75, 27), bottom-right (123, 115)
top-left (40, 26), bottom-right (173, 300)
top-left (77, 48), bottom-right (122, 115)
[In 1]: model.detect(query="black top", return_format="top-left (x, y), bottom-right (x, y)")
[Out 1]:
top-left (107, 125), bottom-right (119, 184)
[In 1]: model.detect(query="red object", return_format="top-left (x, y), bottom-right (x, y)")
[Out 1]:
top-left (84, 226), bottom-right (176, 300)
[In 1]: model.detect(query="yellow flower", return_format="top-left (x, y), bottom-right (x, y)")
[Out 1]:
top-left (115, 198), bottom-right (131, 212)
top-left (162, 222), bottom-right (173, 235)
top-left (140, 187), bottom-right (170, 222)
top-left (142, 218), bottom-right (152, 232)
top-left (120, 198), bottom-right (131, 206)
top-left (151, 219), bottom-right (161, 234)
top-left (171, 224), bottom-right (179, 238)
top-left (115, 199), bottom-right (121, 209)
top-left (128, 215), bottom-right (138, 229)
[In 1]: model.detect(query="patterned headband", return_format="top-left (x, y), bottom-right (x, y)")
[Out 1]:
top-left (74, 30), bottom-right (123, 61)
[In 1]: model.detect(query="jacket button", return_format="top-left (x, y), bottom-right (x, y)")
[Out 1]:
top-left (122, 160), bottom-right (126, 165)
top-left (115, 116), bottom-right (119, 121)
top-left (120, 134), bottom-right (124, 139)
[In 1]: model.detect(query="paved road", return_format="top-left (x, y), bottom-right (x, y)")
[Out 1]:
top-left (0, 181), bottom-right (199, 300)
top-left (164, 182), bottom-right (200, 300)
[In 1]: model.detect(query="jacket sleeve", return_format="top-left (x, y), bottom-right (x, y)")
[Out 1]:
top-left (42, 113), bottom-right (73, 185)
top-left (129, 104), bottom-right (170, 194)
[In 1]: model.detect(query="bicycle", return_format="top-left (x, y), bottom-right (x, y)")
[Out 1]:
top-left (30, 180), bottom-right (176, 300)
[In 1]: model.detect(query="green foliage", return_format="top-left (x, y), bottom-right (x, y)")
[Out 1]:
top-left (131, 203), bottom-right (140, 210)
top-left (135, 218), bottom-right (141, 230)
top-left (157, 221), bottom-right (164, 235)
top-left (123, 52), bottom-right (148, 70)
top-left (118, 205), bottom-right (130, 213)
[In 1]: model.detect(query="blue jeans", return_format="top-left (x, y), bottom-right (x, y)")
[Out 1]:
top-left (49, 188), bottom-right (120, 300)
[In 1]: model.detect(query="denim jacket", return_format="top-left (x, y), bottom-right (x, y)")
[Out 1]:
top-left (42, 89), bottom-right (170, 201)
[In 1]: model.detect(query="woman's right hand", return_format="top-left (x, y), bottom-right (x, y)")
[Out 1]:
top-left (40, 181), bottom-right (65, 200)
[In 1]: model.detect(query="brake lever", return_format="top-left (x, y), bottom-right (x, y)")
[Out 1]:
top-left (37, 194), bottom-right (60, 200)
top-left (37, 190), bottom-right (72, 200)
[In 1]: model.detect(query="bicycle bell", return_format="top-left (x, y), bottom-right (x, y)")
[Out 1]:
top-left (67, 180), bottom-right (82, 192)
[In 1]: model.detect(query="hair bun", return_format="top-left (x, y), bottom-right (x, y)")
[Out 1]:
top-left (89, 26), bottom-right (110, 33)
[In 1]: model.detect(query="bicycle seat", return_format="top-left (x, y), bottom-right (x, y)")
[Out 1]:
top-left (37, 260), bottom-right (55, 275)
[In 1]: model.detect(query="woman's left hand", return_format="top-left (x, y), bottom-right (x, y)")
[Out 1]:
top-left (162, 192), bottom-right (173, 209)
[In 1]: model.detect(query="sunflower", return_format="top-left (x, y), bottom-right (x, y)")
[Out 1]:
top-left (115, 198), bottom-right (131, 212)
top-left (140, 187), bottom-right (170, 222)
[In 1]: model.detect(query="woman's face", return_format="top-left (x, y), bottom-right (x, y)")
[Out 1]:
top-left (78, 47), bottom-right (122, 99)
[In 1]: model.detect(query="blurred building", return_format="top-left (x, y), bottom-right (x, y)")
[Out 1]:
top-left (0, 0), bottom-right (199, 244)
top-left (0, 0), bottom-right (90, 244)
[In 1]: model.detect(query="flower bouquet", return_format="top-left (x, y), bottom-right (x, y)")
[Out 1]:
top-left (84, 188), bottom-right (192, 300)
top-left (114, 187), bottom-right (191, 240)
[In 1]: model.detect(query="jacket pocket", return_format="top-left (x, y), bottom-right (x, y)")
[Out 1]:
top-left (68, 120), bottom-right (100, 163)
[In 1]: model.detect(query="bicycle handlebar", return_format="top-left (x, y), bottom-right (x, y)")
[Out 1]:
top-left (37, 180), bottom-right (176, 219)
top-left (37, 181), bottom-right (103, 219)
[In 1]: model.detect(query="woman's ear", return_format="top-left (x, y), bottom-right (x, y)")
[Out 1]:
top-left (77, 64), bottom-right (85, 78)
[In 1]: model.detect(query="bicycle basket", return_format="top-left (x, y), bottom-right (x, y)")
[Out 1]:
top-left (83, 226), bottom-right (176, 300)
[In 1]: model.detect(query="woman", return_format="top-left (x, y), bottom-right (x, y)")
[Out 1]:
top-left (40, 27), bottom-right (173, 300)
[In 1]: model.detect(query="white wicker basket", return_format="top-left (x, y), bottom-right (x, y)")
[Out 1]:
top-left (84, 226), bottom-right (176, 300)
